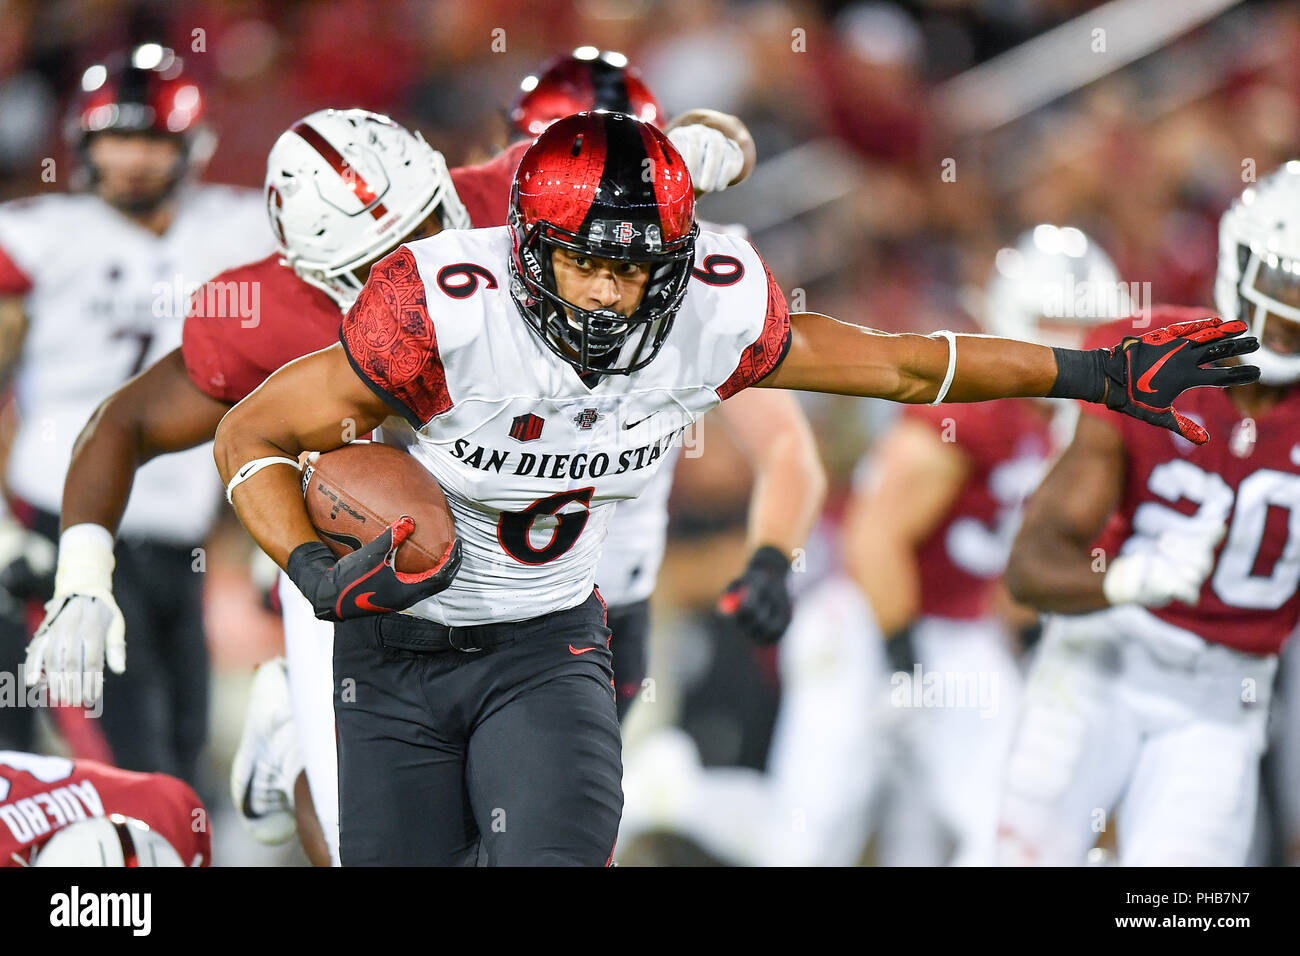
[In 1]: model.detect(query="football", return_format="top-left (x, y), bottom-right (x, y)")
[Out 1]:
top-left (300, 441), bottom-right (457, 575)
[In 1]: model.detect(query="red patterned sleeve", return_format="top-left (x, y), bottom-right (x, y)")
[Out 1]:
top-left (339, 245), bottom-right (452, 427)
top-left (715, 246), bottom-right (792, 400)
top-left (0, 244), bottom-right (32, 295)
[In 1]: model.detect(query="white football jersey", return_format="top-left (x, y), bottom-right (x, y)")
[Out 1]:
top-left (343, 225), bottom-right (788, 626)
top-left (0, 187), bottom-right (273, 542)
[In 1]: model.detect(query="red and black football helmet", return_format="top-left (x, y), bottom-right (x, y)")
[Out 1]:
top-left (511, 48), bottom-right (663, 138)
top-left (509, 111), bottom-right (697, 375)
top-left (68, 44), bottom-right (213, 205)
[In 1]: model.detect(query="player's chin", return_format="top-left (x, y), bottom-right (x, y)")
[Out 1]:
top-left (101, 184), bottom-right (174, 215)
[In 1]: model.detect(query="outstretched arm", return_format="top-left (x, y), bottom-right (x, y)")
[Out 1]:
top-left (759, 312), bottom-right (1260, 445)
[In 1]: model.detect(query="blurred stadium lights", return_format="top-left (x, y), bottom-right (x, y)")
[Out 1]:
top-left (937, 0), bottom-right (1244, 134)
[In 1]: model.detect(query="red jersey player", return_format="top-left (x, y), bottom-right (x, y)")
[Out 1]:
top-left (1000, 164), bottom-right (1300, 865)
top-left (1, 749), bottom-right (208, 866)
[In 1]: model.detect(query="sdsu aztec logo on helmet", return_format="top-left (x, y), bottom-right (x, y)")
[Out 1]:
top-left (508, 110), bottom-right (697, 375)
top-left (1215, 160), bottom-right (1300, 386)
top-left (265, 108), bottom-right (470, 309)
top-left (511, 48), bottom-right (663, 138)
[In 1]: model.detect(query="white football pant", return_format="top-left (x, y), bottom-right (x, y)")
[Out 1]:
top-left (997, 606), bottom-right (1277, 866)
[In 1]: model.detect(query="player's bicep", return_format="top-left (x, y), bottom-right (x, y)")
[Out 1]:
top-left (88, 350), bottom-right (233, 460)
top-left (1017, 411), bottom-right (1124, 547)
top-left (220, 344), bottom-right (391, 459)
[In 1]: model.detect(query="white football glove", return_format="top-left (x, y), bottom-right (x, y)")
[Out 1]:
top-left (667, 124), bottom-right (745, 194)
top-left (25, 524), bottom-right (125, 707)
top-left (1102, 521), bottom-right (1225, 608)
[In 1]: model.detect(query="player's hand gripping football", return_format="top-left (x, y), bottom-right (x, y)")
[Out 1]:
top-left (24, 524), bottom-right (126, 708)
top-left (1098, 318), bottom-right (1259, 444)
top-left (717, 545), bottom-right (794, 645)
top-left (287, 517), bottom-right (462, 622)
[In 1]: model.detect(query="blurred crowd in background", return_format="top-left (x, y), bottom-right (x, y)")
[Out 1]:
top-left (1, 0), bottom-right (1299, 864)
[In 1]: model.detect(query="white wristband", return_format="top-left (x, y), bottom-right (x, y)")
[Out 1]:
top-left (53, 523), bottom-right (116, 597)
top-left (930, 330), bottom-right (958, 405)
top-left (226, 456), bottom-right (301, 504)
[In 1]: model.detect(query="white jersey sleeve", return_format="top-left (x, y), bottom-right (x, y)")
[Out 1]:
top-left (338, 226), bottom-right (789, 626)
top-left (0, 195), bottom-right (82, 291)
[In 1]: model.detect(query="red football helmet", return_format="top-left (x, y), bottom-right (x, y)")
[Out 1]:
top-left (509, 111), bottom-right (697, 374)
top-left (511, 48), bottom-right (663, 138)
top-left (68, 44), bottom-right (214, 202)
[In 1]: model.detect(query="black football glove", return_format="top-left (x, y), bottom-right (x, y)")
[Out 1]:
top-left (1051, 317), bottom-right (1259, 445)
top-left (286, 516), bottom-right (462, 622)
top-left (716, 545), bottom-right (793, 645)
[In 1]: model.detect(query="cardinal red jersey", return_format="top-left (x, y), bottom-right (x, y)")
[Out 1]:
top-left (1081, 305), bottom-right (1300, 655)
top-left (0, 751), bottom-right (210, 866)
top-left (448, 140), bottom-right (531, 229)
top-left (897, 399), bottom-right (1052, 620)
top-left (181, 145), bottom-right (528, 404)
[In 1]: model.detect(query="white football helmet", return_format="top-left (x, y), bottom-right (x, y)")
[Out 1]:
top-left (983, 224), bottom-right (1128, 347)
top-left (1215, 160), bottom-right (1300, 386)
top-left (34, 815), bottom-right (184, 866)
top-left (265, 108), bottom-right (470, 309)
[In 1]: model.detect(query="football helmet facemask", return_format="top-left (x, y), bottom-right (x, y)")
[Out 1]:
top-left (508, 111), bottom-right (698, 375)
top-left (1215, 161), bottom-right (1300, 386)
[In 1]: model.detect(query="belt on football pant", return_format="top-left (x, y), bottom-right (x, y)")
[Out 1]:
top-left (372, 592), bottom-right (600, 654)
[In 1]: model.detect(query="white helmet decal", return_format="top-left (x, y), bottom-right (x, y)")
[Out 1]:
top-left (1215, 160), bottom-right (1300, 386)
top-left (264, 109), bottom-right (470, 310)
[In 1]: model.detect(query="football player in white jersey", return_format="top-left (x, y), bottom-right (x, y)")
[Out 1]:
top-left (215, 111), bottom-right (1247, 864)
top-left (0, 45), bottom-right (272, 780)
top-left (510, 50), bottom-right (825, 721)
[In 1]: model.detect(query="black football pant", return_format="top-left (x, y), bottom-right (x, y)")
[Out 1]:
top-left (607, 599), bottom-right (649, 723)
top-left (333, 589), bottom-right (623, 866)
top-left (18, 507), bottom-right (209, 787)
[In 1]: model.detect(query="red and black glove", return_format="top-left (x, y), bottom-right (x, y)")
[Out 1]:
top-left (286, 516), bottom-right (462, 622)
top-left (1049, 317), bottom-right (1259, 445)
top-left (716, 545), bottom-right (793, 645)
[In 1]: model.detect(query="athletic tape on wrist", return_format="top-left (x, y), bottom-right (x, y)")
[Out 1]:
top-left (930, 330), bottom-right (958, 405)
top-left (225, 456), bottom-right (301, 504)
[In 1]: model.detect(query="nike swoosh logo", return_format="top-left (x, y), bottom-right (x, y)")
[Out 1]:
top-left (355, 591), bottom-right (395, 613)
top-left (623, 413), bottom-right (656, 430)
top-left (241, 771), bottom-right (267, 820)
top-left (238, 462), bottom-right (257, 478)
top-left (1136, 341), bottom-right (1187, 395)
top-left (568, 644), bottom-right (597, 655)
